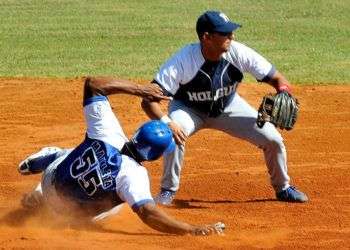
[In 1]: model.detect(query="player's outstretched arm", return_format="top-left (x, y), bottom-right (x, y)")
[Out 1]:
top-left (135, 203), bottom-right (224, 236)
top-left (84, 76), bottom-right (172, 102)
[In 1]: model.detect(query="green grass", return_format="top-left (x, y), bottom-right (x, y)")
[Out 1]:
top-left (0, 0), bottom-right (349, 83)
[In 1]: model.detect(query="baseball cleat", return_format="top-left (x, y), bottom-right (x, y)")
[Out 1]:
top-left (18, 147), bottom-right (63, 175)
top-left (154, 189), bottom-right (176, 206)
top-left (276, 186), bottom-right (308, 203)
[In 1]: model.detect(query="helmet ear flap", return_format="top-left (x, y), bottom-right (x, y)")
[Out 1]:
top-left (131, 120), bottom-right (175, 161)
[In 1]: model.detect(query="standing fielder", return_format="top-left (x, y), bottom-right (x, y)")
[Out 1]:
top-left (18, 77), bottom-right (225, 235)
top-left (141, 10), bottom-right (308, 205)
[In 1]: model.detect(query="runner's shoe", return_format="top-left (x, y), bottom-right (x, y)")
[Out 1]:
top-left (18, 147), bottom-right (63, 175)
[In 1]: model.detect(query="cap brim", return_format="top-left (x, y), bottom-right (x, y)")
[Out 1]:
top-left (215, 22), bottom-right (241, 33)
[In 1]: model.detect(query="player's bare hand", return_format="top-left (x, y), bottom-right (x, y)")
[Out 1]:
top-left (168, 122), bottom-right (187, 145)
top-left (191, 222), bottom-right (225, 236)
top-left (139, 84), bottom-right (172, 102)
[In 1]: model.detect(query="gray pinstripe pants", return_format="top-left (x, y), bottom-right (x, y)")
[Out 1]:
top-left (162, 93), bottom-right (291, 193)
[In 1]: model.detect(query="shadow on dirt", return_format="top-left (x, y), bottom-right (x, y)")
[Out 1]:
top-left (0, 206), bottom-right (165, 236)
top-left (68, 221), bottom-right (165, 236)
top-left (0, 207), bottom-right (40, 227)
top-left (170, 198), bottom-right (276, 209)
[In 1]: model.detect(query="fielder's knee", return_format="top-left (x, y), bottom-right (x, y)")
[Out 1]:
top-left (260, 127), bottom-right (285, 151)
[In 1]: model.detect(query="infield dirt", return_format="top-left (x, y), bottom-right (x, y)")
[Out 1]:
top-left (0, 78), bottom-right (349, 249)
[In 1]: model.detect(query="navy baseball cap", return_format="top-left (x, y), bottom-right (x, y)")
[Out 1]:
top-left (196, 11), bottom-right (241, 35)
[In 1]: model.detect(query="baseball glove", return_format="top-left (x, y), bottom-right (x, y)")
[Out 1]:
top-left (256, 91), bottom-right (299, 130)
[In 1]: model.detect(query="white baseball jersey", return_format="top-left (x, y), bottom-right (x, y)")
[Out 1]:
top-left (154, 41), bottom-right (275, 117)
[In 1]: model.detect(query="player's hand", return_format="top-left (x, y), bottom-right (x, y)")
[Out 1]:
top-left (139, 84), bottom-right (172, 102)
top-left (168, 122), bottom-right (187, 146)
top-left (191, 222), bottom-right (225, 236)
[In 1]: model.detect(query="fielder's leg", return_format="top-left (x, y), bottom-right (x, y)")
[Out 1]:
top-left (156, 100), bottom-right (204, 205)
top-left (208, 93), bottom-right (307, 202)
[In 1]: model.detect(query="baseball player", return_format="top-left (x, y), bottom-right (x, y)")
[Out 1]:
top-left (141, 10), bottom-right (308, 205)
top-left (18, 77), bottom-right (225, 236)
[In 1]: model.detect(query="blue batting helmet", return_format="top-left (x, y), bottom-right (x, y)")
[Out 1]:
top-left (131, 120), bottom-right (176, 161)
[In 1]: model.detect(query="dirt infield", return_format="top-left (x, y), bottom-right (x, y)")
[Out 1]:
top-left (0, 78), bottom-right (349, 249)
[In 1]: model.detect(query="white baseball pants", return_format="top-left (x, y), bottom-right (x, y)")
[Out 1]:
top-left (161, 93), bottom-right (291, 193)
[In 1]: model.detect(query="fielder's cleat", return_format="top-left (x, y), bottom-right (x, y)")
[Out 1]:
top-left (276, 186), bottom-right (308, 203)
top-left (18, 147), bottom-right (63, 175)
top-left (21, 191), bottom-right (44, 209)
top-left (154, 189), bottom-right (176, 206)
